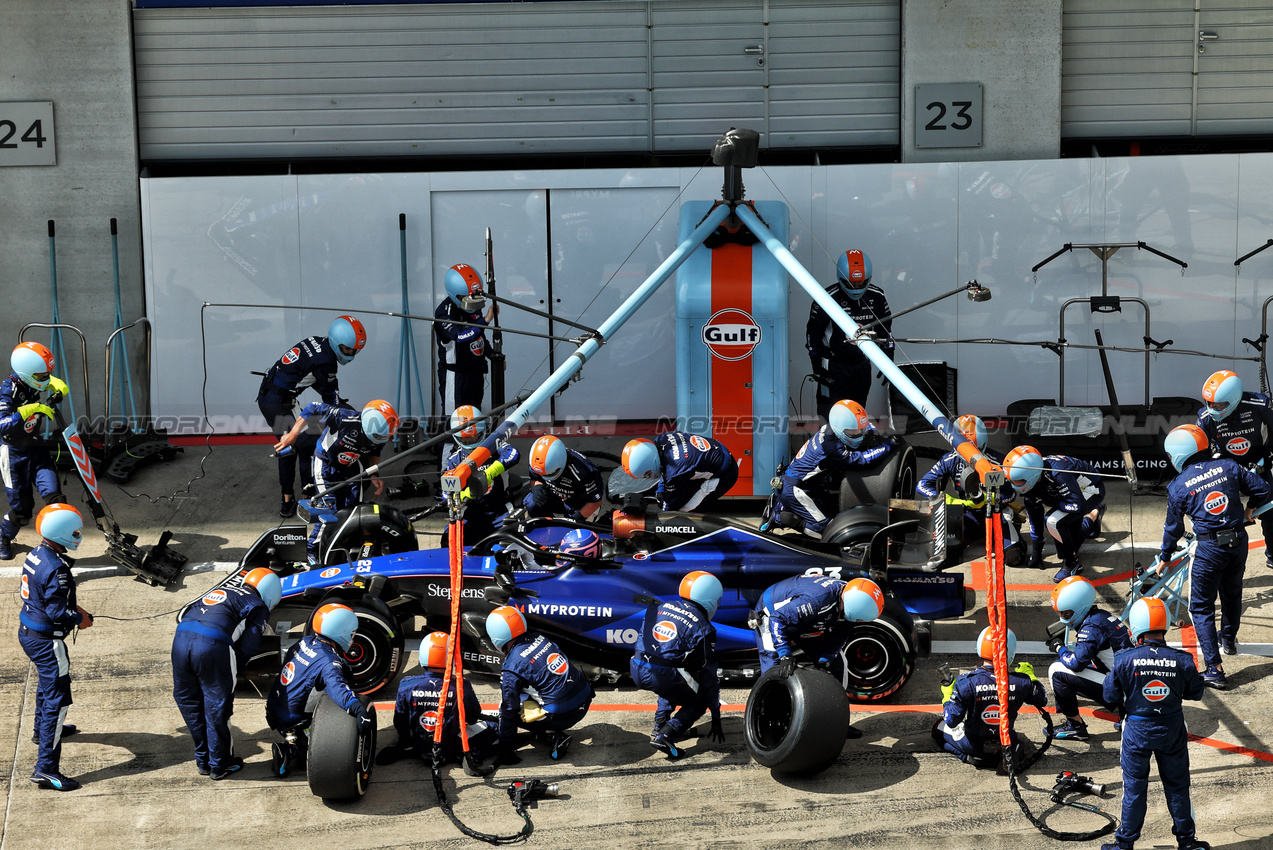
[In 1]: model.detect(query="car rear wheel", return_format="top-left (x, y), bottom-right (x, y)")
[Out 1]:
top-left (838, 442), bottom-right (917, 511)
top-left (307, 695), bottom-right (376, 802)
top-left (744, 666), bottom-right (850, 776)
top-left (839, 614), bottom-right (916, 701)
top-left (306, 593), bottom-right (405, 698)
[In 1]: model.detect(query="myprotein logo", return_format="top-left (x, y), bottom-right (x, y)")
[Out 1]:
top-left (1227, 437), bottom-right (1251, 456)
top-left (702, 308), bottom-right (761, 361)
top-left (652, 621), bottom-right (678, 643)
top-left (1204, 491), bottom-right (1228, 515)
top-left (1143, 679), bottom-right (1170, 702)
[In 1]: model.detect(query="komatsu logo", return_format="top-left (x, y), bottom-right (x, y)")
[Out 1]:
top-left (702, 308), bottom-right (761, 361)
top-left (1143, 679), bottom-right (1170, 702)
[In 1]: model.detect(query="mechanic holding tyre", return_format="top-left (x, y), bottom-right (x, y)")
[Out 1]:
top-left (257, 315), bottom-right (367, 518)
top-left (172, 567), bottom-right (281, 779)
top-left (1046, 576), bottom-right (1133, 742)
top-left (266, 603), bottom-right (371, 777)
top-left (1002, 445), bottom-right (1106, 582)
top-left (934, 627), bottom-right (1047, 771)
top-left (521, 435), bottom-right (603, 521)
top-left (806, 249), bottom-right (893, 419)
top-left (440, 404), bottom-right (520, 546)
top-left (486, 606), bottom-right (594, 763)
top-left (751, 575), bottom-right (884, 739)
top-left (274, 398), bottom-right (399, 565)
top-left (764, 399), bottom-right (895, 537)
top-left (630, 571), bottom-right (726, 759)
top-left (620, 432), bottom-right (739, 512)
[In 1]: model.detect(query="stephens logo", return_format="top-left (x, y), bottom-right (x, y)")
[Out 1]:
top-left (702, 308), bottom-right (761, 361)
top-left (1227, 437), bottom-right (1251, 456)
top-left (652, 621), bottom-right (678, 642)
top-left (282, 347), bottom-right (300, 365)
top-left (337, 451), bottom-right (359, 465)
top-left (1204, 491), bottom-right (1228, 515)
top-left (689, 435), bottom-right (711, 452)
top-left (1142, 680), bottom-right (1170, 702)
top-left (546, 653), bottom-right (568, 675)
top-left (281, 661), bottom-right (296, 685)
top-left (981, 704), bottom-right (1002, 725)
top-left (203, 590), bottom-right (227, 606)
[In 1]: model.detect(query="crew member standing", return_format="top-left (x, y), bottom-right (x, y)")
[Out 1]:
top-left (806, 249), bottom-right (893, 418)
top-left (620, 432), bottom-right (739, 512)
top-left (1002, 445), bottom-right (1106, 582)
top-left (435, 263), bottom-right (496, 412)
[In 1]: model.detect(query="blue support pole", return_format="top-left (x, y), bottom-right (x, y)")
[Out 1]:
top-left (46, 221), bottom-right (76, 423)
top-left (106, 218), bottom-right (140, 431)
top-left (395, 214), bottom-right (426, 425)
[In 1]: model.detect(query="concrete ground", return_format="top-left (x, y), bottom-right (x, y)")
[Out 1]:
top-left (2, 440), bottom-right (1272, 849)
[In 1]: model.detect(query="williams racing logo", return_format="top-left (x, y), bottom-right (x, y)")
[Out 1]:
top-left (1226, 437), bottom-right (1251, 456)
top-left (1142, 679), bottom-right (1170, 702)
top-left (1203, 491), bottom-right (1228, 515)
top-left (702, 308), bottom-right (761, 361)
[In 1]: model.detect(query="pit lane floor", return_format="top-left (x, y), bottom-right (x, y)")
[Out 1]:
top-left (1, 445), bottom-right (1271, 849)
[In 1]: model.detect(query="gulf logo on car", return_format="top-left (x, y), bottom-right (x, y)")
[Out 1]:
top-left (338, 451), bottom-right (360, 465)
top-left (980, 704), bottom-right (1002, 725)
top-left (702, 308), bottom-right (761, 361)
top-left (282, 348), bottom-right (300, 365)
top-left (203, 589), bottom-right (227, 606)
top-left (689, 435), bottom-right (711, 452)
top-left (1142, 679), bottom-right (1170, 702)
top-left (320, 567), bottom-right (342, 578)
top-left (280, 661), bottom-right (296, 685)
top-left (1204, 491), bottom-right (1228, 515)
top-left (1226, 437), bottom-right (1251, 456)
top-left (547, 653), bottom-right (568, 675)
top-left (20, 575), bottom-right (28, 599)
top-left (652, 621), bottom-right (678, 643)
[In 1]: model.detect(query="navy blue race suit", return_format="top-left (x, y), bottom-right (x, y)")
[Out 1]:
top-left (916, 446), bottom-right (1023, 562)
top-left (1195, 392), bottom-right (1273, 562)
top-left (772, 426), bottom-right (894, 536)
top-left (753, 575), bottom-right (853, 674)
top-left (937, 664), bottom-right (1048, 765)
top-left (0, 375), bottom-right (65, 545)
top-left (434, 299), bottom-right (488, 412)
top-left (18, 543), bottom-right (85, 776)
top-left (1161, 456), bottom-right (1271, 669)
top-left (265, 634), bottom-right (363, 732)
top-left (806, 284), bottom-right (893, 417)
top-left (256, 335), bottom-right (343, 499)
top-left (1019, 454), bottom-right (1106, 571)
top-left (629, 597), bottom-right (721, 739)
top-left (650, 431), bottom-right (738, 511)
top-left (496, 633), bottom-right (593, 749)
top-left (1047, 608), bottom-right (1133, 719)
top-left (301, 402), bottom-right (383, 563)
top-left (171, 584), bottom-right (270, 774)
top-left (522, 448), bottom-right (603, 519)
top-left (1102, 640), bottom-right (1205, 849)
top-left (392, 669), bottom-right (496, 764)
top-left (440, 437), bottom-right (520, 545)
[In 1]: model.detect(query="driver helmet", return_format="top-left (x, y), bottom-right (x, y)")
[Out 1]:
top-left (312, 603), bottom-right (359, 653)
top-left (977, 626), bottom-right (1017, 665)
top-left (680, 570), bottom-right (723, 618)
top-left (841, 577), bottom-right (884, 622)
top-left (361, 399), bottom-right (399, 445)
top-left (421, 630), bottom-right (451, 670)
top-left (445, 263), bottom-right (484, 310)
top-left (243, 567), bottom-right (282, 610)
top-left (327, 315), bottom-right (367, 365)
top-left (1164, 424), bottom-right (1209, 472)
top-left (829, 399), bottom-right (870, 448)
top-left (835, 249), bottom-right (872, 300)
top-left (11, 342), bottom-right (54, 391)
top-left (621, 438), bottom-right (660, 480)
top-left (485, 605), bottom-right (527, 650)
top-left (1202, 370), bottom-right (1242, 422)
top-left (450, 404), bottom-right (486, 446)
top-left (1128, 597), bottom-right (1169, 642)
top-left (955, 414), bottom-right (988, 452)
top-left (35, 503), bottom-right (82, 551)
top-left (528, 435), bottom-right (567, 480)
top-left (1051, 575), bottom-right (1096, 627)
top-left (556, 528), bottom-right (601, 568)
top-left (1003, 445), bottom-right (1044, 494)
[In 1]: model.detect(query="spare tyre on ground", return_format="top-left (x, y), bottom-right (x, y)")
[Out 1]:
top-left (744, 665), bottom-right (850, 776)
top-left (307, 695), bottom-right (376, 802)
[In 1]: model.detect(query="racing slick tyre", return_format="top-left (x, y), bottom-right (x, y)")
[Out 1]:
top-left (745, 666), bottom-right (850, 776)
top-left (307, 592), bottom-right (405, 698)
top-left (307, 696), bottom-right (376, 802)
top-left (838, 442), bottom-right (916, 512)
top-left (840, 609), bottom-right (916, 701)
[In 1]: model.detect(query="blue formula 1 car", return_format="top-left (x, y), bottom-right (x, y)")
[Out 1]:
top-left (210, 499), bottom-right (967, 703)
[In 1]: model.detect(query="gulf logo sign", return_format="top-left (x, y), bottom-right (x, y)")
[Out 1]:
top-left (338, 452), bottom-right (359, 465)
top-left (419, 711), bottom-right (440, 732)
top-left (652, 621), bottom-right (678, 643)
top-left (980, 704), bottom-right (1002, 726)
top-left (20, 575), bottom-right (29, 599)
top-left (282, 347), bottom-right (300, 365)
top-left (689, 435), bottom-right (711, 452)
top-left (702, 308), bottom-right (761, 361)
top-left (1204, 491), bottom-right (1228, 515)
top-left (203, 589), bottom-right (227, 606)
top-left (1142, 679), bottom-right (1170, 702)
top-left (1227, 437), bottom-right (1251, 456)
top-left (546, 653), bottom-right (569, 675)
top-left (280, 661), bottom-right (296, 685)
top-left (320, 567), bottom-right (342, 579)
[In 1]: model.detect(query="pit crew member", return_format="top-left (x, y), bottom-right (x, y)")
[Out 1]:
top-left (630, 571), bottom-right (725, 758)
top-left (19, 504), bottom-right (92, 791)
top-left (1100, 597), bottom-right (1209, 850)
top-left (486, 606), bottom-right (594, 763)
top-left (1046, 575), bottom-right (1133, 742)
top-left (621, 432), bottom-right (739, 512)
top-left (435, 262), bottom-right (496, 412)
top-left (521, 435), bottom-right (603, 521)
top-left (440, 404), bottom-right (519, 545)
top-left (806, 249), bottom-right (893, 418)
top-left (172, 568), bottom-right (281, 779)
top-left (256, 315), bottom-right (366, 517)
top-left (1157, 423), bottom-right (1270, 689)
top-left (1003, 445), bottom-right (1106, 582)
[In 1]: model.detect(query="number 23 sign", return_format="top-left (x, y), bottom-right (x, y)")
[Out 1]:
top-left (914, 83), bottom-right (982, 149)
top-left (0, 102), bottom-right (55, 166)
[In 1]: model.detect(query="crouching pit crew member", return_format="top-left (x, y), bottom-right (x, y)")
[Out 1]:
top-left (486, 606), bottom-right (593, 763)
top-left (521, 435), bottom-right (603, 521)
top-left (630, 571), bottom-right (725, 758)
top-left (752, 574), bottom-right (884, 738)
top-left (1003, 445), bottom-right (1106, 582)
top-left (620, 432), bottom-right (739, 512)
top-left (172, 568), bottom-right (281, 779)
top-left (934, 628), bottom-right (1047, 770)
top-left (440, 404), bottom-right (519, 546)
top-left (19, 504), bottom-right (91, 791)
top-left (1047, 576), bottom-right (1132, 742)
top-left (1100, 597), bottom-right (1208, 850)
top-left (266, 603), bottom-right (371, 776)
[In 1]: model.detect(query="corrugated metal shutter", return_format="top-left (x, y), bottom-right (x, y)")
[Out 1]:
top-left (1195, 4), bottom-right (1273, 136)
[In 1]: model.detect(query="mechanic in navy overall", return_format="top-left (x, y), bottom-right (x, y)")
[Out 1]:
top-left (440, 404), bottom-right (519, 546)
top-left (1100, 597), bottom-right (1208, 850)
top-left (630, 571), bottom-right (726, 758)
top-left (752, 575), bottom-right (884, 738)
top-left (620, 432), bottom-right (739, 512)
top-left (765, 399), bottom-right (895, 537)
top-left (0, 342), bottom-right (71, 562)
top-left (18, 504), bottom-right (91, 791)
top-left (1046, 575), bottom-right (1133, 742)
top-left (806, 249), bottom-right (893, 419)
top-left (172, 568), bottom-right (281, 779)
top-left (486, 605), bottom-right (594, 763)
top-left (1157, 423), bottom-right (1271, 690)
top-left (256, 315), bottom-right (367, 518)
top-left (934, 627), bottom-right (1047, 769)
top-left (266, 603), bottom-right (370, 773)
top-left (1194, 369), bottom-right (1273, 569)
top-left (378, 631), bottom-right (497, 766)
top-left (521, 435), bottom-right (603, 521)
top-left (1002, 445), bottom-right (1106, 582)
top-left (275, 398), bottom-right (398, 564)
top-left (435, 262), bottom-right (496, 412)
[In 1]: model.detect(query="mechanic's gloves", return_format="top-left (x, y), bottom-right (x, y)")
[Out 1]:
top-left (939, 680), bottom-right (955, 705)
top-left (483, 461), bottom-right (507, 486)
top-left (47, 377), bottom-right (69, 405)
top-left (1027, 544), bottom-right (1044, 571)
top-left (708, 715), bottom-right (726, 744)
top-left (352, 704), bottom-right (374, 733)
top-left (775, 656), bottom-right (797, 680)
top-left (1014, 661), bottom-right (1037, 682)
top-left (18, 403), bottom-right (56, 423)
top-left (1045, 633), bottom-right (1065, 654)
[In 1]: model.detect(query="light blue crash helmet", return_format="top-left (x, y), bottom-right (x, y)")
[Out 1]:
top-left (829, 399), bottom-right (870, 448)
top-left (977, 626), bottom-right (1017, 665)
top-left (1003, 446), bottom-right (1044, 494)
top-left (1164, 424), bottom-right (1208, 473)
top-left (445, 263), bottom-right (484, 309)
top-left (680, 571), bottom-right (723, 619)
top-left (622, 439), bottom-right (660, 480)
top-left (835, 249), bottom-right (872, 300)
top-left (1202, 370), bottom-right (1242, 422)
top-left (327, 315), bottom-right (366, 365)
top-left (312, 603), bottom-right (359, 653)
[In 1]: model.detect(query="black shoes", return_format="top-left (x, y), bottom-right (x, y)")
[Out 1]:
top-left (210, 756), bottom-right (244, 780)
top-left (279, 496), bottom-right (297, 518)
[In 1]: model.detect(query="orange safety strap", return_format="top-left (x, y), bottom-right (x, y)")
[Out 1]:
top-left (985, 501), bottom-right (1011, 749)
top-left (434, 508), bottom-right (472, 753)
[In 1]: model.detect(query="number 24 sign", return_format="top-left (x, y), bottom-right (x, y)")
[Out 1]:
top-left (0, 102), bottom-right (55, 167)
